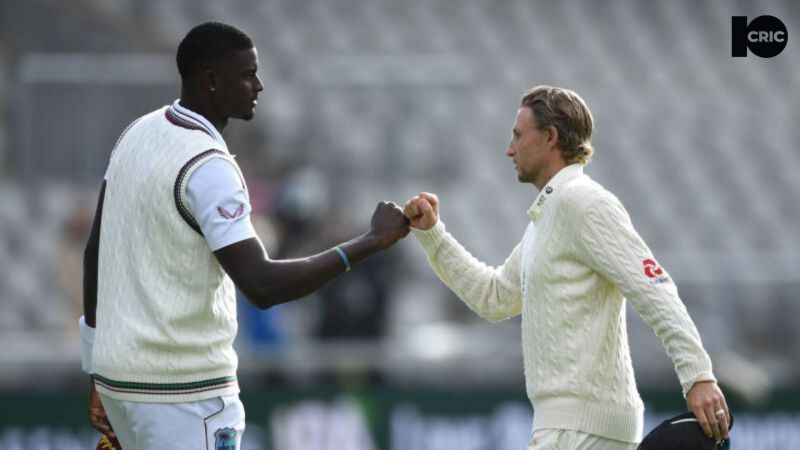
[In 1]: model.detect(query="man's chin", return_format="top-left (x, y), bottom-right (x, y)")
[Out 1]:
top-left (516, 172), bottom-right (530, 183)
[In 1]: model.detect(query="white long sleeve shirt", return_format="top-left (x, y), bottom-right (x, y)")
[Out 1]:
top-left (411, 164), bottom-right (715, 443)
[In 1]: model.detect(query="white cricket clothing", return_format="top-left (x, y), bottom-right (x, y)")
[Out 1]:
top-left (528, 428), bottom-right (637, 450)
top-left (170, 100), bottom-right (228, 150)
top-left (99, 392), bottom-right (245, 450)
top-left (79, 316), bottom-right (95, 374)
top-left (103, 100), bottom-right (256, 251)
top-left (93, 102), bottom-right (248, 402)
top-left (168, 100), bottom-right (257, 251)
top-left (411, 164), bottom-right (716, 443)
top-left (185, 158), bottom-right (257, 251)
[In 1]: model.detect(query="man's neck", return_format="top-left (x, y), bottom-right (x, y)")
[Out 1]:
top-left (178, 96), bottom-right (227, 134)
top-left (533, 161), bottom-right (568, 191)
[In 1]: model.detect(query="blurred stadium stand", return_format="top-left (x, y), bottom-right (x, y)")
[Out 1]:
top-left (1, 0), bottom-right (798, 407)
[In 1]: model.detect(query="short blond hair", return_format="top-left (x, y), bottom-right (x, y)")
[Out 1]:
top-left (520, 86), bottom-right (594, 165)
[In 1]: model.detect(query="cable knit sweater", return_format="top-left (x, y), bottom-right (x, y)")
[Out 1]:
top-left (93, 106), bottom-right (241, 403)
top-left (411, 164), bottom-right (715, 443)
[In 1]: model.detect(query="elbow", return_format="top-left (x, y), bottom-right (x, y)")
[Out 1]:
top-left (465, 304), bottom-right (506, 323)
top-left (461, 294), bottom-right (517, 323)
top-left (241, 286), bottom-right (275, 310)
top-left (239, 282), bottom-right (285, 310)
top-left (253, 300), bottom-right (275, 311)
top-left (485, 314), bottom-right (507, 324)
top-left (470, 303), bottom-right (517, 323)
top-left (234, 267), bottom-right (304, 310)
top-left (481, 310), bottom-right (512, 323)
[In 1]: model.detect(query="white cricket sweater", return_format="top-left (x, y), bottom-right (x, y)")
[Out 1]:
top-left (93, 105), bottom-right (244, 403)
top-left (412, 164), bottom-right (715, 443)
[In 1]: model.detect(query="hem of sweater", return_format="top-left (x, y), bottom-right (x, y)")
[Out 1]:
top-left (96, 382), bottom-right (239, 404)
top-left (93, 368), bottom-right (238, 404)
top-left (532, 396), bottom-right (644, 444)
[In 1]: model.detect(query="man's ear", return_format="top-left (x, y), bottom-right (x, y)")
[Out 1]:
top-left (202, 68), bottom-right (218, 94)
top-left (545, 125), bottom-right (559, 148)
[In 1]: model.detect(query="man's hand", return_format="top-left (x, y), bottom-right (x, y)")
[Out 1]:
top-left (403, 192), bottom-right (439, 230)
top-left (686, 380), bottom-right (730, 441)
top-left (367, 201), bottom-right (410, 249)
top-left (88, 377), bottom-right (115, 438)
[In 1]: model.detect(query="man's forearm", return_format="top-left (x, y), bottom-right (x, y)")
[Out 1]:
top-left (258, 232), bottom-right (386, 304)
top-left (217, 200), bottom-right (410, 309)
top-left (215, 232), bottom-right (389, 309)
top-left (412, 222), bottom-right (522, 322)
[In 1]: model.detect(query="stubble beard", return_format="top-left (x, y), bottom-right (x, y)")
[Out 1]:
top-left (516, 167), bottom-right (535, 184)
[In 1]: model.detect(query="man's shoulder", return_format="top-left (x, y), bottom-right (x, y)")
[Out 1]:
top-left (109, 107), bottom-right (164, 155)
top-left (119, 106), bottom-right (169, 137)
top-left (129, 105), bottom-right (219, 148)
top-left (557, 175), bottom-right (618, 211)
top-left (135, 105), bottom-right (170, 126)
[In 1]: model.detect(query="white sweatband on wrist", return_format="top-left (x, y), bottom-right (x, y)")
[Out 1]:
top-left (79, 316), bottom-right (95, 374)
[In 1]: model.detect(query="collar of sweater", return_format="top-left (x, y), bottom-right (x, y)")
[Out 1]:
top-left (169, 100), bottom-right (229, 152)
top-left (527, 163), bottom-right (585, 222)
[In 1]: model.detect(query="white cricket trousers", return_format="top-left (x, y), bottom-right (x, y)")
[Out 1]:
top-left (99, 393), bottom-right (245, 450)
top-left (528, 428), bottom-right (638, 450)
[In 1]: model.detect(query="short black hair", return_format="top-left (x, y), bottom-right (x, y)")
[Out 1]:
top-left (176, 21), bottom-right (254, 79)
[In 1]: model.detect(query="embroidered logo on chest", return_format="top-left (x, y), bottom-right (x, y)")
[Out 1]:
top-left (217, 204), bottom-right (245, 220)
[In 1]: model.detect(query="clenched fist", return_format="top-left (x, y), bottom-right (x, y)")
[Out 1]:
top-left (367, 201), bottom-right (410, 249)
top-left (403, 192), bottom-right (440, 230)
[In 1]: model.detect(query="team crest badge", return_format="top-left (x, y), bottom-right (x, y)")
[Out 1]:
top-left (214, 428), bottom-right (237, 450)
